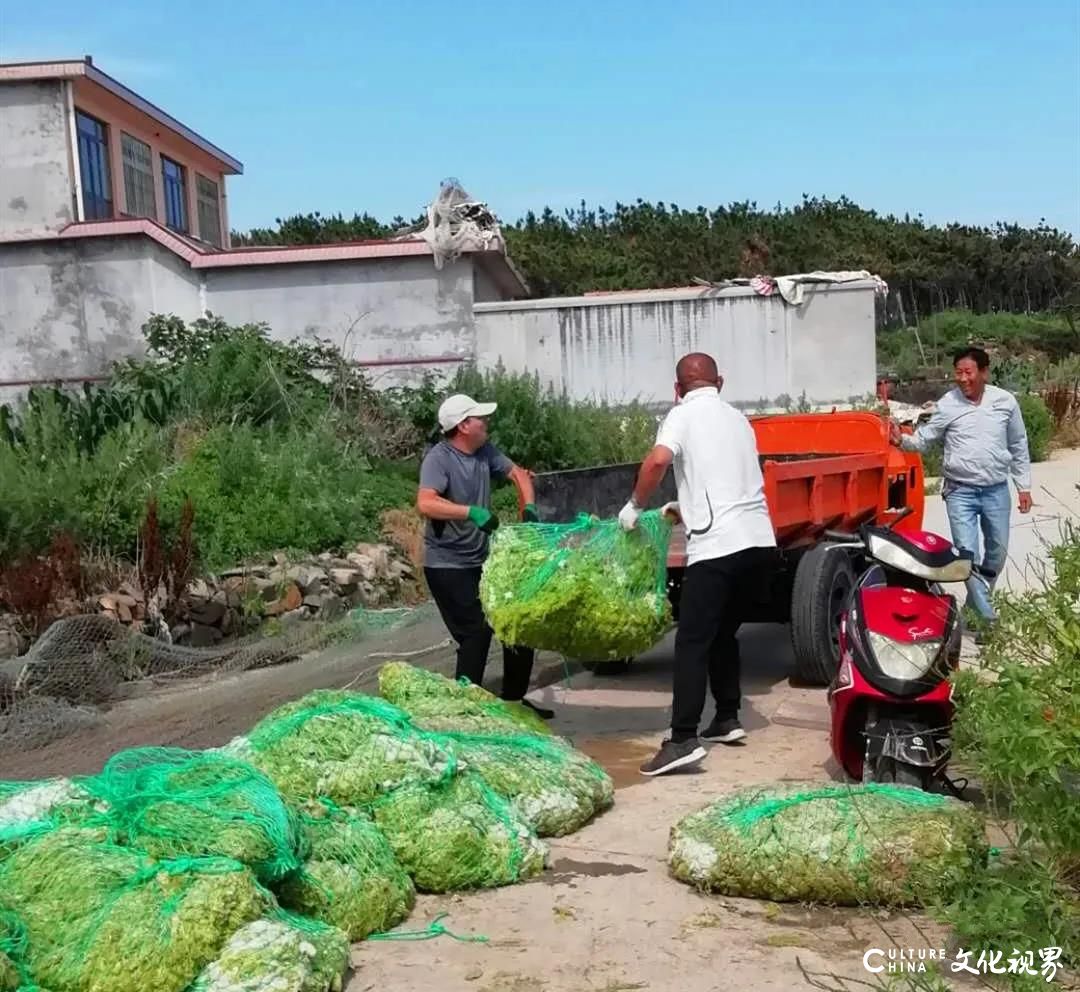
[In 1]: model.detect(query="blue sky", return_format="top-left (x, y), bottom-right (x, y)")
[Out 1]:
top-left (2, 0), bottom-right (1078, 235)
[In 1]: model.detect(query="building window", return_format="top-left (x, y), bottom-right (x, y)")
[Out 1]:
top-left (161, 156), bottom-right (188, 233)
top-left (75, 111), bottom-right (112, 220)
top-left (196, 174), bottom-right (222, 248)
top-left (121, 133), bottom-right (155, 219)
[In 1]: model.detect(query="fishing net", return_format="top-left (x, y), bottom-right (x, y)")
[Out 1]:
top-left (82, 747), bottom-right (304, 884)
top-left (378, 662), bottom-right (552, 736)
top-left (237, 690), bottom-right (454, 805)
top-left (668, 783), bottom-right (988, 907)
top-left (275, 801), bottom-right (414, 940)
top-left (0, 606), bottom-right (426, 754)
top-left (0, 826), bottom-right (269, 992)
top-left (480, 512), bottom-right (673, 660)
top-left (187, 915), bottom-right (349, 992)
top-left (436, 731), bottom-right (614, 837)
top-left (372, 769), bottom-right (547, 892)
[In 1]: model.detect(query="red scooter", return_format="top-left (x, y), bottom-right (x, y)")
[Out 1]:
top-left (827, 510), bottom-right (992, 792)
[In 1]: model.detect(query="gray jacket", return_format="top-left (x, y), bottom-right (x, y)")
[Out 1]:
top-left (901, 385), bottom-right (1032, 491)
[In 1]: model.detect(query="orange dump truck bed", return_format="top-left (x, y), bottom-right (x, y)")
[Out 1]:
top-left (665, 412), bottom-right (924, 567)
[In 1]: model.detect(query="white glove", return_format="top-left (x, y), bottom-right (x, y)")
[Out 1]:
top-left (660, 501), bottom-right (682, 524)
top-left (618, 499), bottom-right (641, 532)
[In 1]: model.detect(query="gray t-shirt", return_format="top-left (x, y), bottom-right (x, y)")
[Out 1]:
top-left (419, 441), bottom-right (514, 568)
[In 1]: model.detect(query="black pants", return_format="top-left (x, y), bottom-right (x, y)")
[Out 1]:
top-left (424, 566), bottom-right (535, 701)
top-left (671, 546), bottom-right (779, 741)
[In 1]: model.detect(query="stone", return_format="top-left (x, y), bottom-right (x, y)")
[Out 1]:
top-left (0, 628), bottom-right (23, 660)
top-left (188, 599), bottom-right (227, 627)
top-left (98, 594), bottom-right (119, 613)
top-left (264, 583), bottom-right (303, 617)
top-left (267, 567), bottom-right (287, 586)
top-left (389, 560), bottom-right (413, 579)
top-left (116, 601), bottom-right (133, 624)
top-left (287, 565), bottom-right (328, 594)
top-left (345, 553), bottom-right (378, 581)
top-left (186, 578), bottom-right (212, 601)
top-left (118, 582), bottom-right (144, 603)
top-left (329, 568), bottom-right (361, 589)
top-left (223, 575), bottom-right (254, 595)
top-left (212, 589), bottom-right (242, 609)
top-left (170, 623), bottom-right (191, 643)
top-left (273, 552), bottom-right (288, 566)
top-left (355, 543), bottom-right (391, 573)
top-left (189, 623), bottom-right (223, 647)
top-left (303, 592), bottom-right (345, 619)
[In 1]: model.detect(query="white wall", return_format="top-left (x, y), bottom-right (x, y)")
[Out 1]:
top-left (202, 256), bottom-right (477, 387)
top-left (474, 283), bottom-right (878, 409)
top-left (0, 80), bottom-right (75, 238)
top-left (0, 240), bottom-right (482, 395)
top-left (0, 235), bottom-right (200, 402)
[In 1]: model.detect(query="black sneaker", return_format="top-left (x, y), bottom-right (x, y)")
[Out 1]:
top-left (639, 738), bottom-right (707, 777)
top-left (701, 718), bottom-right (747, 744)
top-left (516, 698), bottom-right (555, 720)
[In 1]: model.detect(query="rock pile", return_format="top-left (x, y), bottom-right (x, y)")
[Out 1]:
top-left (102, 543), bottom-right (414, 648)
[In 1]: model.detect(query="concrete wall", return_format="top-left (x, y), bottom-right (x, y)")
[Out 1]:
top-left (203, 255), bottom-right (477, 386)
top-left (0, 239), bottom-right (482, 394)
top-left (474, 283), bottom-right (879, 409)
top-left (0, 235), bottom-right (201, 401)
top-left (0, 80), bottom-right (75, 238)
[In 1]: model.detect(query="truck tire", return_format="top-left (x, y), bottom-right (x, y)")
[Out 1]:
top-left (790, 543), bottom-right (856, 686)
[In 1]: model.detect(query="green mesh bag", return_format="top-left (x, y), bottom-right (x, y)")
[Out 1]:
top-left (378, 662), bottom-right (552, 736)
top-left (237, 690), bottom-right (455, 805)
top-left (0, 909), bottom-right (33, 992)
top-left (187, 914), bottom-right (349, 992)
top-left (480, 511), bottom-right (673, 660)
top-left (435, 731), bottom-right (613, 837)
top-left (371, 769), bottom-right (547, 892)
top-left (0, 827), bottom-right (268, 992)
top-left (275, 801), bottom-right (415, 940)
top-left (0, 778), bottom-right (102, 857)
top-left (82, 748), bottom-right (304, 884)
top-left (668, 783), bottom-right (988, 907)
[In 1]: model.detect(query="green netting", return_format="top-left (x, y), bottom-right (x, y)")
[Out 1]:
top-left (371, 769), bottom-right (548, 892)
top-left (0, 827), bottom-right (268, 992)
top-left (480, 511), bottom-right (673, 660)
top-left (434, 731), bottom-right (613, 837)
top-left (186, 914), bottom-right (349, 992)
top-left (275, 801), bottom-right (415, 940)
top-left (0, 909), bottom-right (34, 992)
top-left (668, 782), bottom-right (989, 907)
top-left (82, 748), bottom-right (304, 884)
top-left (378, 662), bottom-right (553, 736)
top-left (237, 690), bottom-right (455, 805)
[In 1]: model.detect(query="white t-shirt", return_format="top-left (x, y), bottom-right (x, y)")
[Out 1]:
top-left (656, 387), bottom-right (776, 565)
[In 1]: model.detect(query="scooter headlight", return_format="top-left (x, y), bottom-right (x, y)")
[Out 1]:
top-left (866, 632), bottom-right (942, 681)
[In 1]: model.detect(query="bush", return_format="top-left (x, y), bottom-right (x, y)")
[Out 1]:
top-left (158, 424), bottom-right (416, 571)
top-left (1017, 392), bottom-right (1052, 463)
top-left (944, 525), bottom-right (1080, 978)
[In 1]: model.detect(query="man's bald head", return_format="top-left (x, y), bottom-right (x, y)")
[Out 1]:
top-left (675, 353), bottom-right (722, 395)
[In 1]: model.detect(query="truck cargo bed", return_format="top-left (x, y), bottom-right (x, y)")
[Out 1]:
top-left (524, 412), bottom-right (924, 568)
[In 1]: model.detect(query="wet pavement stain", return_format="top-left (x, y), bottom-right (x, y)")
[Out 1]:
top-left (575, 737), bottom-right (656, 790)
top-left (544, 858), bottom-right (648, 885)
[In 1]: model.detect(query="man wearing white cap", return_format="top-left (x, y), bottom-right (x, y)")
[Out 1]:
top-left (416, 394), bottom-right (553, 719)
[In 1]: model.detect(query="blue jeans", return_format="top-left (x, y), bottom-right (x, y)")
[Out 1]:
top-left (943, 481), bottom-right (1011, 621)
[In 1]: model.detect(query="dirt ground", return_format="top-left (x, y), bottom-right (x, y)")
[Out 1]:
top-left (6, 452), bottom-right (1079, 991)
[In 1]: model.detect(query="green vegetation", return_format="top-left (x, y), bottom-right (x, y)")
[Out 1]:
top-left (0, 316), bottom-right (655, 574)
top-left (941, 526), bottom-right (1080, 984)
top-left (234, 196), bottom-right (1079, 320)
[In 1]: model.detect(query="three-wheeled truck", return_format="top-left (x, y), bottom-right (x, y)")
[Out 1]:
top-left (521, 412), bottom-right (925, 685)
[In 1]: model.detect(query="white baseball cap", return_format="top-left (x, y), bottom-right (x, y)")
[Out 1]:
top-left (437, 394), bottom-right (498, 432)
